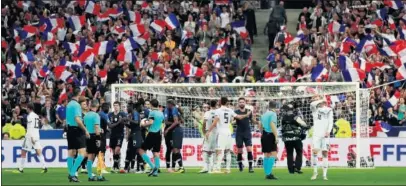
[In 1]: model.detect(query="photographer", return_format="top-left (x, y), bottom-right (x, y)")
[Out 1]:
top-left (280, 103), bottom-right (308, 174)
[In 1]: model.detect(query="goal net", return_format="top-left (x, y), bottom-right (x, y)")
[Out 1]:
top-left (111, 82), bottom-right (373, 169)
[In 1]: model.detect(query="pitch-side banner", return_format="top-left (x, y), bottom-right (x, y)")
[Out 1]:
top-left (2, 138), bottom-right (406, 168)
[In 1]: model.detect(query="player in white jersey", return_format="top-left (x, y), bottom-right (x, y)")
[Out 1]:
top-left (199, 100), bottom-right (218, 173)
top-left (13, 103), bottom-right (47, 174)
top-left (310, 96), bottom-right (334, 181)
top-left (205, 97), bottom-right (250, 174)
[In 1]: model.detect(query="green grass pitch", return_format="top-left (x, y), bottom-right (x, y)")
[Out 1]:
top-left (2, 167), bottom-right (406, 185)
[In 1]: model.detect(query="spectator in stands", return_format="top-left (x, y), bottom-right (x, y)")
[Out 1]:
top-left (374, 106), bottom-right (386, 123)
top-left (387, 108), bottom-right (399, 126)
top-left (3, 132), bottom-right (10, 140)
top-left (41, 100), bottom-right (56, 129)
top-left (396, 98), bottom-right (406, 126)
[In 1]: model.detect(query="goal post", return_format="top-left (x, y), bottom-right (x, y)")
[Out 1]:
top-left (111, 82), bottom-right (372, 169)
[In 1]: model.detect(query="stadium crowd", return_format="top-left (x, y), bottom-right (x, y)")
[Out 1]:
top-left (1, 0), bottom-right (406, 140)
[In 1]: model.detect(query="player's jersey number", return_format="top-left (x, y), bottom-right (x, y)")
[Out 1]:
top-left (224, 113), bottom-right (229, 124)
top-left (34, 118), bottom-right (41, 128)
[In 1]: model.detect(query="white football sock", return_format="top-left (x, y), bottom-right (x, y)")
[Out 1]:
top-left (225, 151), bottom-right (231, 170)
top-left (19, 157), bottom-right (26, 171)
top-left (322, 157), bottom-right (328, 177)
top-left (216, 152), bottom-right (224, 171)
top-left (202, 151), bottom-right (209, 170)
top-left (312, 153), bottom-right (318, 174)
top-left (37, 155), bottom-right (46, 169)
top-left (209, 152), bottom-right (215, 171)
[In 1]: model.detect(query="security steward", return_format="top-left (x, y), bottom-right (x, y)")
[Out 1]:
top-left (280, 103), bottom-right (309, 174)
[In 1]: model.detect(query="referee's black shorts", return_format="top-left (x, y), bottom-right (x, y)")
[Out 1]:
top-left (67, 126), bottom-right (86, 150)
top-left (261, 131), bottom-right (277, 153)
top-left (86, 134), bottom-right (99, 154)
top-left (142, 131), bottom-right (162, 153)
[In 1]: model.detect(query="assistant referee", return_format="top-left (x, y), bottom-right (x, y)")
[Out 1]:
top-left (66, 89), bottom-right (90, 182)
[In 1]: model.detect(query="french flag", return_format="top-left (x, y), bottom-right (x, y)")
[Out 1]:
top-left (396, 62), bottom-right (406, 80)
top-left (134, 37), bottom-right (146, 46)
top-left (98, 69), bottom-right (108, 82)
top-left (183, 63), bottom-right (204, 77)
top-left (79, 78), bottom-right (88, 96)
top-left (111, 25), bottom-right (126, 37)
top-left (388, 16), bottom-right (396, 30)
top-left (93, 40), bottom-right (114, 55)
top-left (39, 66), bottom-right (50, 77)
top-left (398, 27), bottom-right (406, 39)
top-left (384, 0), bottom-right (404, 9)
top-left (14, 63), bottom-right (23, 78)
top-left (379, 44), bottom-right (398, 56)
top-left (20, 51), bottom-right (35, 63)
top-left (340, 37), bottom-right (357, 54)
top-left (356, 35), bottom-right (378, 55)
top-left (129, 24), bottom-right (146, 37)
top-left (328, 21), bottom-right (345, 33)
top-left (126, 10), bottom-right (141, 24)
top-left (284, 32), bottom-right (294, 44)
top-left (108, 7), bottom-right (123, 18)
top-left (117, 37), bottom-right (139, 52)
top-left (376, 8), bottom-right (388, 20)
top-left (63, 42), bottom-right (78, 54)
top-left (58, 89), bottom-right (68, 104)
top-left (181, 29), bottom-right (193, 44)
top-left (117, 50), bottom-right (136, 63)
top-left (40, 17), bottom-right (65, 33)
top-left (85, 0), bottom-right (100, 15)
top-left (383, 91), bottom-right (401, 109)
top-left (19, 25), bottom-right (37, 39)
top-left (58, 70), bottom-right (73, 82)
top-left (41, 31), bottom-right (57, 45)
top-left (68, 15), bottom-right (86, 31)
top-left (288, 30), bottom-right (305, 45)
top-left (367, 73), bottom-right (374, 88)
top-left (97, 11), bottom-right (110, 22)
top-left (311, 64), bottom-right (329, 81)
top-left (359, 58), bottom-right (383, 73)
top-left (231, 21), bottom-right (248, 39)
top-left (141, 1), bottom-right (150, 10)
top-left (342, 68), bottom-right (366, 82)
top-left (264, 72), bottom-right (279, 82)
top-left (371, 19), bottom-right (384, 27)
top-left (150, 19), bottom-right (166, 33)
top-left (165, 13), bottom-right (180, 30)
top-left (78, 49), bottom-right (94, 66)
top-left (338, 55), bottom-right (355, 70)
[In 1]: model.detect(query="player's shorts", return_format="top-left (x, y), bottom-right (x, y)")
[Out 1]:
top-left (203, 132), bottom-right (217, 151)
top-left (216, 132), bottom-right (233, 150)
top-left (235, 132), bottom-right (252, 148)
top-left (142, 131), bottom-right (162, 153)
top-left (109, 135), bottom-right (124, 149)
top-left (67, 126), bottom-right (86, 150)
top-left (22, 134), bottom-right (41, 151)
top-left (164, 126), bottom-right (184, 149)
top-left (261, 131), bottom-right (277, 153)
top-left (128, 131), bottom-right (143, 149)
top-left (86, 134), bottom-right (99, 154)
top-left (312, 137), bottom-right (330, 151)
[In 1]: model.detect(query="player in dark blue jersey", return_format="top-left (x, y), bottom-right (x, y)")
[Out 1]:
top-left (98, 103), bottom-right (110, 174)
top-left (108, 101), bottom-right (127, 173)
top-left (164, 99), bottom-right (184, 173)
top-left (124, 103), bottom-right (144, 173)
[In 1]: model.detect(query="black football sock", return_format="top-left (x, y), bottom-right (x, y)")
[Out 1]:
top-left (113, 154), bottom-right (120, 169)
top-left (248, 152), bottom-right (253, 169)
top-left (81, 157), bottom-right (88, 169)
top-left (124, 160), bottom-right (130, 171)
top-left (165, 150), bottom-right (171, 169)
top-left (176, 152), bottom-right (183, 168)
top-left (237, 153), bottom-right (243, 169)
top-left (171, 152), bottom-right (176, 168)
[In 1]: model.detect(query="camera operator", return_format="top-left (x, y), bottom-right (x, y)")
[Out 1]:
top-left (280, 102), bottom-right (308, 174)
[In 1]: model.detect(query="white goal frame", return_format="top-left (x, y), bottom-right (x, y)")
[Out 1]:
top-left (111, 82), bottom-right (365, 168)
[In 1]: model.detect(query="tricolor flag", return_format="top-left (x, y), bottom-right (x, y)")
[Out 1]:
top-left (20, 51), bottom-right (35, 63)
top-left (117, 37), bottom-right (139, 52)
top-left (19, 25), bottom-right (37, 39)
top-left (39, 17), bottom-right (65, 33)
top-left (338, 55), bottom-right (355, 70)
top-left (165, 13), bottom-right (180, 30)
top-left (288, 30), bottom-right (305, 45)
top-left (340, 37), bottom-right (357, 54)
top-left (310, 64), bottom-right (329, 82)
top-left (108, 7), bottom-right (123, 18)
top-left (183, 63), bottom-right (204, 77)
top-left (215, 0), bottom-right (232, 5)
top-left (97, 11), bottom-right (110, 22)
top-left (327, 21), bottom-right (345, 33)
top-left (14, 63), bottom-right (23, 78)
top-left (384, 0), bottom-right (404, 9)
top-left (39, 66), bottom-right (50, 77)
top-left (141, 1), bottom-right (150, 10)
top-left (57, 70), bottom-right (73, 82)
top-left (58, 89), bottom-right (68, 104)
top-left (367, 73), bottom-right (374, 88)
top-left (111, 25), bottom-right (126, 37)
top-left (342, 68), bottom-right (366, 82)
top-left (383, 91), bottom-right (401, 109)
top-left (68, 15), bottom-right (86, 31)
top-left (150, 20), bottom-right (166, 33)
top-left (79, 78), bottom-right (88, 96)
top-left (98, 69), bottom-right (108, 82)
top-left (41, 31), bottom-right (57, 45)
top-left (388, 16), bottom-right (396, 30)
top-left (396, 62), bottom-right (406, 80)
top-left (181, 29), bottom-right (193, 45)
top-left (231, 21), bottom-right (248, 39)
top-left (93, 40), bottom-right (114, 55)
top-left (129, 24), bottom-right (146, 37)
top-left (398, 27), bottom-right (406, 39)
top-left (85, 0), bottom-right (101, 15)
top-left (134, 37), bottom-right (146, 46)
top-left (264, 72), bottom-right (279, 82)
top-left (125, 10), bottom-right (141, 24)
top-left (376, 8), bottom-right (388, 20)
top-left (355, 35), bottom-right (378, 55)
top-left (77, 49), bottom-right (94, 66)
top-left (117, 50), bottom-right (136, 63)
top-left (63, 42), bottom-right (78, 54)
